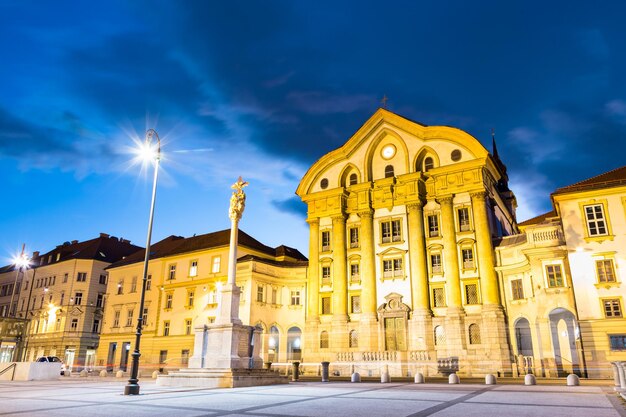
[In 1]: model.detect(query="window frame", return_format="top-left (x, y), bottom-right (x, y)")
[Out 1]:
top-left (427, 214), bottom-right (440, 238)
top-left (321, 230), bottom-right (331, 252)
top-left (457, 207), bottom-right (472, 232)
top-left (596, 259), bottom-right (617, 283)
top-left (545, 263), bottom-right (565, 288)
top-left (511, 278), bottom-right (524, 300)
top-left (602, 298), bottom-right (623, 318)
top-left (189, 259), bottom-right (198, 277)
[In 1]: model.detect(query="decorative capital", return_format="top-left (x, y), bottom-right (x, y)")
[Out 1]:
top-left (306, 218), bottom-right (320, 226)
top-left (357, 210), bottom-right (373, 220)
top-left (228, 176), bottom-right (248, 221)
top-left (331, 214), bottom-right (347, 224)
top-left (406, 200), bottom-right (424, 212)
top-left (470, 191), bottom-right (487, 201)
top-left (437, 195), bottom-right (454, 205)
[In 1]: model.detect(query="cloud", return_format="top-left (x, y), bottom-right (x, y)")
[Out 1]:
top-left (271, 196), bottom-right (307, 218)
top-left (286, 91), bottom-right (376, 115)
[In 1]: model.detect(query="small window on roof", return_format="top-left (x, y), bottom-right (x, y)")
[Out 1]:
top-left (349, 173), bottom-right (357, 186)
top-left (320, 178), bottom-right (329, 189)
top-left (384, 165), bottom-right (394, 178)
top-left (424, 157), bottom-right (434, 171)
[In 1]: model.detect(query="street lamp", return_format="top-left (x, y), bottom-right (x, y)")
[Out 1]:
top-left (9, 244), bottom-right (29, 317)
top-left (124, 128), bottom-right (161, 396)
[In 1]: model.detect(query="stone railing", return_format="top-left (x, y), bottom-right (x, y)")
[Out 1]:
top-left (336, 352), bottom-right (354, 362)
top-left (409, 350), bottom-right (430, 361)
top-left (527, 225), bottom-right (565, 246)
top-left (362, 351), bottom-right (398, 362)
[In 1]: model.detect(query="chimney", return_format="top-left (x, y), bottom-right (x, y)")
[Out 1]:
top-left (32, 251), bottom-right (39, 258)
top-left (100, 233), bottom-right (110, 238)
top-left (71, 240), bottom-right (78, 244)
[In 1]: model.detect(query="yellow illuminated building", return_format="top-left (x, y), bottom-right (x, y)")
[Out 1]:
top-left (296, 108), bottom-right (518, 377)
top-left (96, 229), bottom-right (307, 374)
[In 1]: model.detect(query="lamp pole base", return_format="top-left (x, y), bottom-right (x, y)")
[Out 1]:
top-left (124, 383), bottom-right (140, 395)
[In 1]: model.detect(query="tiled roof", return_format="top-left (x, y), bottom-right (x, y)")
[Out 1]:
top-left (553, 165), bottom-right (626, 195)
top-left (107, 229), bottom-right (306, 269)
top-left (518, 210), bottom-right (557, 227)
top-left (495, 234), bottom-right (528, 247)
top-left (0, 234), bottom-right (142, 270)
top-left (237, 254), bottom-right (308, 268)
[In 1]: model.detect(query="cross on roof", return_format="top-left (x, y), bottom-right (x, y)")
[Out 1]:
top-left (381, 94), bottom-right (388, 109)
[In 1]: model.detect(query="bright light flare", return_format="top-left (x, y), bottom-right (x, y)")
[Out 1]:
top-left (12, 253), bottom-right (30, 269)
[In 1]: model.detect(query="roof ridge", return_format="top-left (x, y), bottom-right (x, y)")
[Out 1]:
top-left (560, 165), bottom-right (626, 188)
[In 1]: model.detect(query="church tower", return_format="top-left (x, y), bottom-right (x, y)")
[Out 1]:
top-left (296, 109), bottom-right (517, 376)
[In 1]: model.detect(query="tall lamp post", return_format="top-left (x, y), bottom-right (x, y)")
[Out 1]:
top-left (9, 244), bottom-right (29, 317)
top-left (125, 128), bottom-right (161, 396)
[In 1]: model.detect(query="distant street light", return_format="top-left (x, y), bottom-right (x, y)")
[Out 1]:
top-left (124, 129), bottom-right (161, 396)
top-left (9, 244), bottom-right (29, 317)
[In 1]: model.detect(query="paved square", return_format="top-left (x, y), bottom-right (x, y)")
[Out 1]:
top-left (0, 379), bottom-right (624, 417)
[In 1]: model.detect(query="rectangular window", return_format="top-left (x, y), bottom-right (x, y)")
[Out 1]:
top-left (63, 273), bottom-right (68, 283)
top-left (96, 293), bottom-right (104, 308)
top-left (321, 296), bottom-right (331, 315)
top-left (350, 263), bottom-right (360, 282)
top-left (290, 290), bottom-right (301, 306)
top-left (462, 248), bottom-right (474, 269)
top-left (428, 215), bottom-right (439, 237)
top-left (77, 272), bottom-right (87, 282)
top-left (142, 308), bottom-right (148, 325)
top-left (433, 287), bottom-right (446, 307)
top-left (609, 335), bottom-right (626, 350)
top-left (130, 276), bottom-right (137, 293)
top-left (181, 349), bottom-right (190, 365)
top-left (465, 283), bottom-right (479, 305)
top-left (511, 279), bottom-right (524, 300)
top-left (188, 290), bottom-right (195, 307)
top-left (117, 280), bottom-right (123, 295)
top-left (350, 295), bottom-right (361, 313)
top-left (163, 321), bottom-right (170, 336)
top-left (431, 254), bottom-right (442, 274)
top-left (159, 350), bottom-right (168, 364)
top-left (113, 311), bottom-right (120, 327)
top-left (168, 264), bottom-right (176, 280)
top-left (546, 264), bottom-right (564, 287)
top-left (585, 204), bottom-right (607, 236)
top-left (55, 318), bottom-right (61, 331)
top-left (189, 260), bottom-right (198, 277)
top-left (596, 259), bottom-right (616, 283)
top-left (74, 292), bottom-right (83, 305)
top-left (146, 274), bottom-right (152, 291)
top-left (185, 319), bottom-right (192, 335)
top-left (321, 231), bottom-right (331, 251)
top-left (381, 220), bottom-right (401, 243)
top-left (604, 299), bottom-right (622, 318)
top-left (349, 227), bottom-right (359, 248)
top-left (383, 258), bottom-right (403, 278)
top-left (257, 285), bottom-right (264, 302)
top-left (165, 293), bottom-right (173, 309)
top-left (458, 208), bottom-right (471, 232)
top-left (70, 318), bottom-right (78, 331)
top-left (92, 319), bottom-right (100, 333)
top-left (271, 288), bottom-right (277, 304)
top-left (99, 274), bottom-right (107, 285)
top-left (126, 310), bottom-right (134, 327)
top-left (212, 256), bottom-right (221, 273)
top-left (321, 266), bottom-right (331, 284)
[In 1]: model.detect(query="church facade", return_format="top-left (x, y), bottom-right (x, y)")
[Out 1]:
top-left (296, 108), bottom-right (518, 377)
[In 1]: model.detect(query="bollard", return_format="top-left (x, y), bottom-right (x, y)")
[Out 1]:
top-left (485, 374), bottom-right (497, 385)
top-left (524, 374), bottom-right (536, 385)
top-left (351, 372), bottom-right (361, 383)
top-left (291, 362), bottom-right (300, 382)
top-left (99, 370), bottom-right (107, 377)
top-left (152, 370), bottom-right (159, 379)
top-left (79, 370), bottom-right (88, 377)
top-left (414, 372), bottom-right (425, 384)
top-left (265, 361), bottom-right (273, 370)
top-left (381, 372), bottom-right (390, 383)
top-left (321, 361), bottom-right (330, 382)
top-left (115, 370), bottom-right (124, 378)
top-left (448, 373), bottom-right (460, 384)
top-left (566, 374), bottom-right (580, 386)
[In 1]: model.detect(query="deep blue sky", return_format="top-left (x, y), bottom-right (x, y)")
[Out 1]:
top-left (2, 1), bottom-right (626, 262)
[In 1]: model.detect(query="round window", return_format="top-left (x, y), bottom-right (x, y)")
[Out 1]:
top-left (320, 178), bottom-right (329, 189)
top-left (451, 149), bottom-right (462, 161)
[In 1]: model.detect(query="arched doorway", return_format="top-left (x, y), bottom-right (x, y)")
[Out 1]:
top-left (549, 308), bottom-right (581, 377)
top-left (286, 327), bottom-right (302, 361)
top-left (514, 318), bottom-right (534, 374)
top-left (268, 326), bottom-right (280, 362)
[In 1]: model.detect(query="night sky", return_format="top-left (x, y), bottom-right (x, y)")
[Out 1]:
top-left (2, 1), bottom-right (626, 262)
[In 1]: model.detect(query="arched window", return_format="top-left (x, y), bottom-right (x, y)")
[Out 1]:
top-left (434, 325), bottom-right (445, 346)
top-left (268, 325), bottom-right (280, 361)
top-left (384, 165), bottom-right (394, 178)
top-left (287, 326), bottom-right (302, 360)
top-left (424, 157), bottom-right (434, 171)
top-left (349, 330), bottom-right (358, 348)
top-left (320, 331), bottom-right (329, 349)
top-left (468, 323), bottom-right (481, 344)
top-left (349, 173), bottom-right (358, 186)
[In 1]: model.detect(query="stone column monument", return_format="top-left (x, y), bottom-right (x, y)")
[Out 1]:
top-left (157, 177), bottom-right (287, 388)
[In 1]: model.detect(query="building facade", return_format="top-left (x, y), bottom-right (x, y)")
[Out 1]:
top-left (96, 229), bottom-right (307, 374)
top-left (296, 109), bottom-right (518, 377)
top-left (10, 234), bottom-right (141, 370)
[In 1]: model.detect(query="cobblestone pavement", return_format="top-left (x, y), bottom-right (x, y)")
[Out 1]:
top-left (0, 379), bottom-right (624, 417)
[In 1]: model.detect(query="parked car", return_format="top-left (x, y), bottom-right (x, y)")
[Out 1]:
top-left (36, 356), bottom-right (67, 375)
